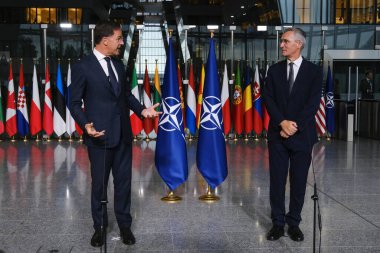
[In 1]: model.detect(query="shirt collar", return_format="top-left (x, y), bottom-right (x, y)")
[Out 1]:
top-left (93, 48), bottom-right (107, 61)
top-left (287, 56), bottom-right (303, 67)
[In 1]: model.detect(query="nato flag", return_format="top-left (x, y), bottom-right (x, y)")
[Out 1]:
top-left (155, 38), bottom-right (188, 191)
top-left (196, 38), bottom-right (228, 189)
top-left (325, 65), bottom-right (335, 134)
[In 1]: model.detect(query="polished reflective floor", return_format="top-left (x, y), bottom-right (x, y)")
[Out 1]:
top-left (1, 138), bottom-right (380, 253)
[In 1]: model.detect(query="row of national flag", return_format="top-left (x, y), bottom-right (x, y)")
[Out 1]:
top-left (0, 61), bottom-right (83, 138)
top-left (129, 60), bottom-right (272, 138)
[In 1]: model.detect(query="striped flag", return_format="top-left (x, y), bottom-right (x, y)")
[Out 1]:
top-left (315, 93), bottom-right (326, 135)
top-left (53, 62), bottom-right (66, 137)
top-left (30, 63), bottom-right (42, 136)
top-left (130, 64), bottom-right (143, 136)
top-left (16, 61), bottom-right (29, 137)
top-left (177, 63), bottom-right (186, 128)
top-left (185, 62), bottom-right (196, 135)
top-left (196, 64), bottom-right (205, 129)
top-left (6, 61), bottom-right (17, 138)
top-left (253, 64), bottom-right (263, 135)
top-left (197, 38), bottom-right (228, 189)
top-left (221, 63), bottom-right (231, 135)
top-left (153, 62), bottom-right (162, 133)
top-left (243, 64), bottom-right (253, 134)
top-left (43, 62), bottom-right (53, 136)
top-left (263, 64), bottom-right (270, 131)
top-left (142, 64), bottom-right (153, 136)
top-left (233, 62), bottom-right (244, 135)
top-left (0, 75), bottom-right (4, 135)
top-left (65, 63), bottom-right (75, 136)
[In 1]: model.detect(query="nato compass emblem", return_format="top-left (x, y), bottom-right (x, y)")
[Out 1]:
top-left (326, 92), bottom-right (334, 109)
top-left (200, 96), bottom-right (223, 131)
top-left (158, 97), bottom-right (185, 137)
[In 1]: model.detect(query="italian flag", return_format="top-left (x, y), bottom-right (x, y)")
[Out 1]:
top-left (130, 65), bottom-right (143, 136)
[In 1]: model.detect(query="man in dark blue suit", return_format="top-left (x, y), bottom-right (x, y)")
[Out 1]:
top-left (70, 20), bottom-right (160, 247)
top-left (263, 27), bottom-right (322, 241)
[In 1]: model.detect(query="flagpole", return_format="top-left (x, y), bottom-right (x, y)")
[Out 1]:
top-left (199, 185), bottom-right (220, 202)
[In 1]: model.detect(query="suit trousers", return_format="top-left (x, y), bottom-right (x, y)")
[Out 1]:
top-left (268, 142), bottom-right (312, 227)
top-left (88, 140), bottom-right (133, 230)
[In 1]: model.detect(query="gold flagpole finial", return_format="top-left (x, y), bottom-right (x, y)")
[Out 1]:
top-left (210, 31), bottom-right (214, 38)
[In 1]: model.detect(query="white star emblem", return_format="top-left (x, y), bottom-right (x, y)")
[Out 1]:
top-left (326, 92), bottom-right (334, 109)
top-left (158, 97), bottom-right (184, 136)
top-left (200, 96), bottom-right (222, 130)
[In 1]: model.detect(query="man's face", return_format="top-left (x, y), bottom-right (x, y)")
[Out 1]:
top-left (280, 31), bottom-right (302, 60)
top-left (104, 29), bottom-right (124, 56)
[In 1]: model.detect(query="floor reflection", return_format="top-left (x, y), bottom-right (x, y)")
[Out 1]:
top-left (1, 138), bottom-right (380, 252)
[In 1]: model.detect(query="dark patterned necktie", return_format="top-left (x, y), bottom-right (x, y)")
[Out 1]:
top-left (104, 57), bottom-right (120, 95)
top-left (288, 62), bottom-right (294, 94)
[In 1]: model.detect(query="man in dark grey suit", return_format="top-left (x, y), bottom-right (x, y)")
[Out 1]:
top-left (360, 69), bottom-right (374, 99)
top-left (70, 20), bottom-right (160, 247)
top-left (263, 27), bottom-right (322, 241)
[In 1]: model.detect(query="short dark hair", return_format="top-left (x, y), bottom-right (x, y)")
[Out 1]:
top-left (94, 20), bottom-right (121, 45)
top-left (365, 69), bottom-right (373, 76)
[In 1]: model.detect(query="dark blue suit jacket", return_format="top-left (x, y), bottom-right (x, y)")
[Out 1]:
top-left (70, 53), bottom-right (144, 148)
top-left (263, 59), bottom-right (322, 148)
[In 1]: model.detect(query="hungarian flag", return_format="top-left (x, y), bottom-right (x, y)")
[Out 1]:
top-left (197, 38), bottom-right (228, 189)
top-left (185, 62), bottom-right (196, 135)
top-left (30, 63), bottom-right (42, 136)
top-left (155, 38), bottom-right (188, 191)
top-left (177, 63), bottom-right (186, 128)
top-left (221, 63), bottom-right (231, 135)
top-left (325, 65), bottom-right (335, 135)
top-left (253, 64), bottom-right (263, 135)
top-left (0, 76), bottom-right (4, 135)
top-left (6, 61), bottom-right (17, 138)
top-left (243, 64), bottom-right (253, 134)
top-left (315, 93), bottom-right (326, 135)
top-left (130, 64), bottom-right (143, 136)
top-left (263, 64), bottom-right (270, 131)
top-left (153, 62), bottom-right (162, 133)
top-left (65, 63), bottom-right (75, 136)
top-left (16, 61), bottom-right (29, 137)
top-left (53, 63), bottom-right (66, 137)
top-left (196, 64), bottom-right (205, 129)
top-left (232, 62), bottom-right (244, 135)
top-left (43, 62), bottom-right (53, 136)
top-left (142, 64), bottom-right (153, 135)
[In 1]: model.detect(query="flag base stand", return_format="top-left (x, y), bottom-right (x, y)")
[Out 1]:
top-left (35, 135), bottom-right (40, 142)
top-left (58, 136), bottom-right (62, 142)
top-left (244, 134), bottom-right (249, 141)
top-left (161, 191), bottom-right (182, 203)
top-left (78, 136), bottom-right (83, 142)
top-left (45, 136), bottom-right (51, 142)
top-left (254, 135), bottom-right (259, 141)
top-left (145, 136), bottom-right (151, 142)
top-left (133, 136), bottom-right (138, 142)
top-left (11, 136), bottom-right (16, 143)
top-left (199, 185), bottom-right (219, 202)
top-left (68, 136), bottom-right (73, 142)
top-left (188, 135), bottom-right (193, 141)
top-left (233, 134), bottom-right (238, 141)
top-left (23, 136), bottom-right (28, 142)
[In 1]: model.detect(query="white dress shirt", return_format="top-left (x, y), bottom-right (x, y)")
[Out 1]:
top-left (93, 48), bottom-right (119, 82)
top-left (287, 56), bottom-right (303, 81)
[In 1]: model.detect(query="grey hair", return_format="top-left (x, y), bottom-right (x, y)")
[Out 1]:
top-left (283, 27), bottom-right (306, 49)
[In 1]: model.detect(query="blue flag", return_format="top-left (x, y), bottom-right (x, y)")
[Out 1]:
top-left (155, 38), bottom-right (188, 191)
top-left (325, 65), bottom-right (335, 134)
top-left (196, 38), bottom-right (228, 189)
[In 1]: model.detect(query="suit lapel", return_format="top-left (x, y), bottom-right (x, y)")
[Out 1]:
top-left (90, 53), bottom-right (117, 96)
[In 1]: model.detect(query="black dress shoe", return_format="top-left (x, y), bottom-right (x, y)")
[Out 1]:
top-left (120, 227), bottom-right (136, 245)
top-left (288, 226), bottom-right (304, 241)
top-left (91, 229), bottom-right (104, 247)
top-left (266, 225), bottom-right (284, 241)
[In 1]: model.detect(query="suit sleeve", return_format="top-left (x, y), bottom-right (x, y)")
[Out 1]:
top-left (295, 66), bottom-right (323, 132)
top-left (263, 66), bottom-right (285, 127)
top-left (70, 62), bottom-right (88, 130)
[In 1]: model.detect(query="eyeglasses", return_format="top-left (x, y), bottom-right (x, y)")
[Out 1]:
top-left (280, 39), bottom-right (301, 44)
